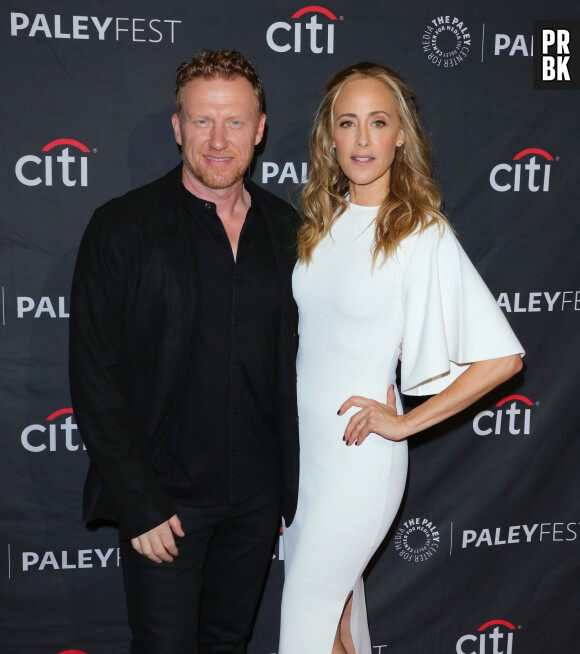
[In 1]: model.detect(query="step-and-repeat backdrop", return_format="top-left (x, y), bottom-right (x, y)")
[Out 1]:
top-left (1, 1), bottom-right (579, 652)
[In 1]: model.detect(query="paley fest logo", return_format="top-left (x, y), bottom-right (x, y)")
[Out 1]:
top-left (0, 288), bottom-right (69, 324)
top-left (266, 5), bottom-right (340, 54)
top-left (497, 290), bottom-right (580, 313)
top-left (472, 394), bottom-right (535, 437)
top-left (457, 619), bottom-right (517, 654)
top-left (8, 543), bottom-right (119, 575)
top-left (489, 147), bottom-right (556, 193)
top-left (493, 32), bottom-right (533, 58)
top-left (394, 517), bottom-right (440, 563)
top-left (261, 161), bottom-right (308, 184)
top-left (422, 15), bottom-right (471, 68)
top-left (21, 547), bottom-right (118, 572)
top-left (21, 407), bottom-right (85, 453)
top-left (462, 521), bottom-right (578, 550)
top-left (15, 138), bottom-right (95, 188)
top-left (10, 12), bottom-right (181, 43)
top-left (17, 295), bottom-right (69, 319)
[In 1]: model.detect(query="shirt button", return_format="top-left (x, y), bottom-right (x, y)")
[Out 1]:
top-left (204, 202), bottom-right (212, 210)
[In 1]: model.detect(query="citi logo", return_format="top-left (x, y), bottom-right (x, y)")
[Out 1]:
top-left (456, 619), bottom-right (517, 654)
top-left (489, 147), bottom-right (555, 192)
top-left (15, 138), bottom-right (92, 187)
top-left (266, 6), bottom-right (339, 54)
top-left (21, 408), bottom-right (85, 453)
top-left (473, 395), bottom-right (534, 436)
top-left (274, 525), bottom-right (285, 561)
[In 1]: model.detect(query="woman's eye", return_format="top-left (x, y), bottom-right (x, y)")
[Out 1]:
top-left (372, 120), bottom-right (386, 128)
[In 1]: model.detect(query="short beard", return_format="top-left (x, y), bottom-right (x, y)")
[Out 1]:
top-left (183, 153), bottom-right (250, 190)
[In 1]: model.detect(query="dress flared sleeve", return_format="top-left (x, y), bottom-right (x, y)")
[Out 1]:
top-left (400, 223), bottom-right (524, 396)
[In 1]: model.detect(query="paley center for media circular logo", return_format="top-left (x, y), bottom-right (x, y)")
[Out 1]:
top-left (422, 15), bottom-right (471, 68)
top-left (394, 517), bottom-right (440, 563)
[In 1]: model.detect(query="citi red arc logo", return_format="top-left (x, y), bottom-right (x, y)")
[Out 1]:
top-left (479, 619), bottom-right (516, 631)
top-left (47, 408), bottom-right (74, 420)
top-left (473, 395), bottom-right (534, 436)
top-left (490, 147), bottom-right (555, 192)
top-left (457, 619), bottom-right (516, 653)
top-left (274, 525), bottom-right (285, 561)
top-left (21, 408), bottom-right (85, 452)
top-left (266, 5), bottom-right (339, 54)
top-left (292, 5), bottom-right (337, 19)
top-left (15, 138), bottom-right (92, 187)
top-left (512, 147), bottom-right (553, 161)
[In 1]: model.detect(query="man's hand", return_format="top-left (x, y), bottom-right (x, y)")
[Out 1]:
top-left (130, 514), bottom-right (185, 563)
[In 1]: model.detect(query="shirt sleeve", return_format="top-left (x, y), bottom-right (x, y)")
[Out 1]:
top-left (400, 223), bottom-right (524, 396)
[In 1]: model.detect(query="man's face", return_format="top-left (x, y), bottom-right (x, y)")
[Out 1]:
top-left (172, 76), bottom-right (265, 191)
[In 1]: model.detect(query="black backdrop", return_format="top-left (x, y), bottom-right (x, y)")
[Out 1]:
top-left (1, 1), bottom-right (579, 653)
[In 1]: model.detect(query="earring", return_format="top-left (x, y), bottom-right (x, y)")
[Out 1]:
top-left (395, 144), bottom-right (405, 161)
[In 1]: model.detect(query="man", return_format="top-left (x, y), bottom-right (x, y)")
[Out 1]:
top-left (69, 49), bottom-right (299, 653)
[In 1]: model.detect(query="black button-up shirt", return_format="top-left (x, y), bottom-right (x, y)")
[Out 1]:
top-left (153, 184), bottom-right (281, 506)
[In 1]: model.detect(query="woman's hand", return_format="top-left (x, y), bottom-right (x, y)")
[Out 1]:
top-left (338, 355), bottom-right (523, 447)
top-left (338, 385), bottom-right (409, 446)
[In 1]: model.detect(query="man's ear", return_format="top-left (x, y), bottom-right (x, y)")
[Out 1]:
top-left (172, 113), bottom-right (182, 146)
top-left (255, 113), bottom-right (266, 146)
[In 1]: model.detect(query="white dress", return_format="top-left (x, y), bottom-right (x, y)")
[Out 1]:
top-left (279, 203), bottom-right (524, 654)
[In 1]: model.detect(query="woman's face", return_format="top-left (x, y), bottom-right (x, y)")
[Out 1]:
top-left (331, 77), bottom-right (405, 206)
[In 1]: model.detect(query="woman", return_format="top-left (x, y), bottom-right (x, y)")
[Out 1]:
top-left (279, 62), bottom-right (524, 654)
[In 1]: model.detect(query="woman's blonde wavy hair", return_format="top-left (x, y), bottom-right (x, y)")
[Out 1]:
top-left (298, 62), bottom-right (448, 265)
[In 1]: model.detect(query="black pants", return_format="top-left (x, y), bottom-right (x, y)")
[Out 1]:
top-left (120, 485), bottom-right (280, 654)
